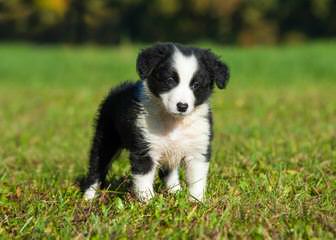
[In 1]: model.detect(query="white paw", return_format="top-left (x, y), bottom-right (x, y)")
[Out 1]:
top-left (167, 184), bottom-right (182, 193)
top-left (189, 187), bottom-right (205, 202)
top-left (189, 194), bottom-right (204, 202)
top-left (134, 188), bottom-right (154, 202)
top-left (83, 182), bottom-right (99, 201)
top-left (133, 169), bottom-right (156, 203)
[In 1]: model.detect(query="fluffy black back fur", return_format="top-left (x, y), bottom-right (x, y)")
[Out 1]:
top-left (84, 82), bottom-right (153, 188)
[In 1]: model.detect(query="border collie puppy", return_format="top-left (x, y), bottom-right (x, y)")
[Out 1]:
top-left (83, 43), bottom-right (230, 202)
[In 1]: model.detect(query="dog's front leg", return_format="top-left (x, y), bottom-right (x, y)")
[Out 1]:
top-left (130, 153), bottom-right (156, 202)
top-left (185, 155), bottom-right (209, 202)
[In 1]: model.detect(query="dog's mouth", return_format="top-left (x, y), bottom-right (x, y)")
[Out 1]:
top-left (166, 107), bottom-right (194, 118)
top-left (150, 94), bottom-right (193, 117)
top-left (171, 111), bottom-right (188, 117)
top-left (160, 105), bottom-right (191, 118)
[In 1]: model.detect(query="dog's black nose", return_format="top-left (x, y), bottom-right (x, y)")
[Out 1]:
top-left (176, 102), bottom-right (188, 113)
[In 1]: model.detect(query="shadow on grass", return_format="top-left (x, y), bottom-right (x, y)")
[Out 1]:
top-left (75, 174), bottom-right (132, 201)
top-left (75, 171), bottom-right (169, 203)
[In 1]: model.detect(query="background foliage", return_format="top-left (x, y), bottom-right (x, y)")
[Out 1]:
top-left (0, 0), bottom-right (336, 45)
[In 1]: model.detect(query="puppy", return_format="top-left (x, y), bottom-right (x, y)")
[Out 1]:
top-left (83, 42), bottom-right (230, 202)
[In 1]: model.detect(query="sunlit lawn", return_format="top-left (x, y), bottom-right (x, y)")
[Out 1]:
top-left (0, 42), bottom-right (335, 239)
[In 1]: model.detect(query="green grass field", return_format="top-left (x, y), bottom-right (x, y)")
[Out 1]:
top-left (0, 42), bottom-right (335, 239)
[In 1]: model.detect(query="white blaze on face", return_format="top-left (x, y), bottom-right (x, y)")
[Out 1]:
top-left (160, 48), bottom-right (198, 115)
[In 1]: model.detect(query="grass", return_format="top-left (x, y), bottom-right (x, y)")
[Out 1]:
top-left (0, 41), bottom-right (335, 239)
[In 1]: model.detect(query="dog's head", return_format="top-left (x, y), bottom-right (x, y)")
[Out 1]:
top-left (137, 43), bottom-right (230, 116)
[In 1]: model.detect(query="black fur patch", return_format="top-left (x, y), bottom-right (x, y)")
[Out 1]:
top-left (85, 82), bottom-right (153, 188)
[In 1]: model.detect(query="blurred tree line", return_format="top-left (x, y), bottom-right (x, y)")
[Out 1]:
top-left (0, 0), bottom-right (335, 45)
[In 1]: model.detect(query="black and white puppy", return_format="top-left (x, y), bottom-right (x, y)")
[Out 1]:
top-left (83, 42), bottom-right (229, 202)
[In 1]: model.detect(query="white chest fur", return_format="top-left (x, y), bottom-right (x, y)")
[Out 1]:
top-left (136, 101), bottom-right (210, 168)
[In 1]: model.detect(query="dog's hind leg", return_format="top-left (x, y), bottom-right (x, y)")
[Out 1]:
top-left (159, 167), bottom-right (181, 193)
top-left (83, 126), bottom-right (121, 200)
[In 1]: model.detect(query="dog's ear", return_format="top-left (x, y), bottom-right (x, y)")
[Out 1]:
top-left (136, 43), bottom-right (172, 80)
top-left (201, 49), bottom-right (230, 89)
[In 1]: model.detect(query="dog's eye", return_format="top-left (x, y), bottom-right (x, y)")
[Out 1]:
top-left (191, 81), bottom-right (200, 90)
top-left (166, 77), bottom-right (176, 84)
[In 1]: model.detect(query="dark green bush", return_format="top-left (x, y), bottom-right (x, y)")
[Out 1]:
top-left (0, 0), bottom-right (335, 45)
